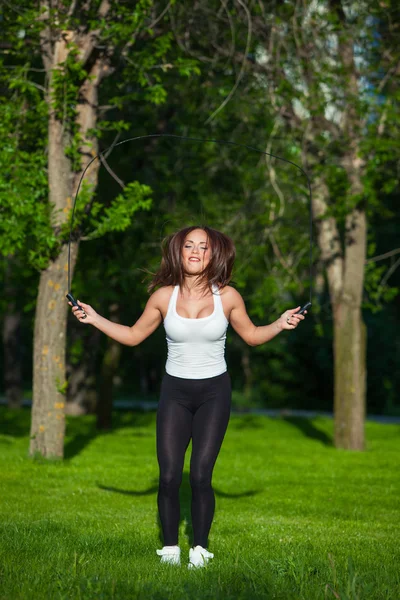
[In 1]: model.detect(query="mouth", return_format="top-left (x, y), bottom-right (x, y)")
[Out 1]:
top-left (189, 258), bottom-right (201, 263)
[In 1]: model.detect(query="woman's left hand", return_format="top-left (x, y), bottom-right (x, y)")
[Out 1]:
top-left (278, 306), bottom-right (307, 331)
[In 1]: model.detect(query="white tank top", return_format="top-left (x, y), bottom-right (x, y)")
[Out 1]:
top-left (163, 284), bottom-right (229, 379)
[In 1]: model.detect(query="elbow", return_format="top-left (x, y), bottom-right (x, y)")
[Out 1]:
top-left (248, 326), bottom-right (258, 347)
top-left (128, 332), bottom-right (138, 347)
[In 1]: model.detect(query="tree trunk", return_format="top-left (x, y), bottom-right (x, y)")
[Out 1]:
top-left (31, 17), bottom-right (107, 457)
top-left (3, 312), bottom-right (23, 409)
top-left (96, 303), bottom-right (121, 431)
top-left (307, 1), bottom-right (368, 450)
top-left (334, 297), bottom-right (367, 450)
top-left (241, 346), bottom-right (252, 407)
top-left (66, 327), bottom-right (101, 415)
top-left (312, 177), bottom-right (367, 450)
top-left (30, 242), bottom-right (78, 457)
top-left (333, 194), bottom-right (367, 450)
top-left (2, 255), bottom-right (23, 409)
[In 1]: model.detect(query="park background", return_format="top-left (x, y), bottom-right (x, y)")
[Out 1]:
top-left (0, 1), bottom-right (399, 599)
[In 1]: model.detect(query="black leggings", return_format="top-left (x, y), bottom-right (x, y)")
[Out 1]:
top-left (156, 371), bottom-right (231, 548)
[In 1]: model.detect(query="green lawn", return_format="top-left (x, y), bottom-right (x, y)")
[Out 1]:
top-left (0, 407), bottom-right (399, 600)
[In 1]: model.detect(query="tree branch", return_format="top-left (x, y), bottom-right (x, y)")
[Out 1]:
top-left (38, 0), bottom-right (53, 73)
top-left (268, 231), bottom-right (305, 294)
top-left (365, 248), bottom-right (400, 264)
top-left (146, 1), bottom-right (172, 30)
top-left (312, 177), bottom-right (344, 304)
top-left (67, 0), bottom-right (78, 18)
top-left (205, 0), bottom-right (252, 124)
top-left (99, 153), bottom-right (125, 190)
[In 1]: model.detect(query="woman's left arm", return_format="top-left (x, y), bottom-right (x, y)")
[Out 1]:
top-left (226, 287), bottom-right (307, 347)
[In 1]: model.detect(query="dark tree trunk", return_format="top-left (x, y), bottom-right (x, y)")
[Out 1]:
top-left (241, 346), bottom-right (253, 407)
top-left (96, 303), bottom-right (121, 431)
top-left (3, 283), bottom-right (23, 409)
top-left (66, 327), bottom-right (101, 415)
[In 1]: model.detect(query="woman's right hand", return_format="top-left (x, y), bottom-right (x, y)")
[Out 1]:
top-left (68, 300), bottom-right (97, 325)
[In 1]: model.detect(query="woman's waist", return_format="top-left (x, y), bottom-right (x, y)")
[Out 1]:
top-left (165, 360), bottom-right (227, 380)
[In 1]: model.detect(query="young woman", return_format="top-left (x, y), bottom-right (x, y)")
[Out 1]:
top-left (69, 225), bottom-right (307, 568)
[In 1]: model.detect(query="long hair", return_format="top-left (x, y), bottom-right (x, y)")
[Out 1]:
top-left (147, 225), bottom-right (236, 295)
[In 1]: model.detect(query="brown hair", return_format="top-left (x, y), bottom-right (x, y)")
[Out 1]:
top-left (147, 225), bottom-right (236, 295)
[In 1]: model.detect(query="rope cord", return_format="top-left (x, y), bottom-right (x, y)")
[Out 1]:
top-left (67, 133), bottom-right (313, 303)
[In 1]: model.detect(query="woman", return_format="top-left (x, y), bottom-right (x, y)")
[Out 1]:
top-left (69, 225), bottom-right (306, 568)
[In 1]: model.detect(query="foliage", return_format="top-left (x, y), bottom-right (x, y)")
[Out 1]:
top-left (85, 181), bottom-right (153, 240)
top-left (0, 0), bottom-right (201, 269)
top-left (0, 62), bottom-right (54, 269)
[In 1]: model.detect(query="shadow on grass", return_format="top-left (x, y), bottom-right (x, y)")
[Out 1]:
top-left (282, 416), bottom-right (333, 446)
top-left (0, 406), bottom-right (158, 459)
top-left (230, 414), bottom-right (265, 430)
top-left (97, 483), bottom-right (158, 496)
top-left (1, 407), bottom-right (333, 460)
top-left (97, 471), bottom-right (263, 547)
top-left (64, 410), bottom-right (156, 459)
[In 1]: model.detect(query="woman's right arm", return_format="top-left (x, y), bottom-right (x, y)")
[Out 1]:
top-left (69, 290), bottom-right (164, 347)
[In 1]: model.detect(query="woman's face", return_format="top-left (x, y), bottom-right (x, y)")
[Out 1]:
top-left (182, 229), bottom-right (211, 274)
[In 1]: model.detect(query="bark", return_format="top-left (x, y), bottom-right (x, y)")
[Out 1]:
top-left (30, 242), bottom-right (78, 457)
top-left (96, 303), bottom-right (121, 431)
top-left (30, 47), bottom-right (77, 456)
top-left (333, 270), bottom-right (367, 450)
top-left (312, 178), bottom-right (343, 308)
top-left (312, 177), bottom-right (367, 450)
top-left (334, 179), bottom-right (367, 450)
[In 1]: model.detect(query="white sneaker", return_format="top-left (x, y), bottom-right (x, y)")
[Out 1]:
top-left (156, 545), bottom-right (181, 565)
top-left (188, 545), bottom-right (214, 569)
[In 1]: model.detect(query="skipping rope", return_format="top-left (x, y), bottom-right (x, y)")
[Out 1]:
top-left (66, 134), bottom-right (313, 316)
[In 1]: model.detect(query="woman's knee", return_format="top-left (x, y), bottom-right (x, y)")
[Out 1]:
top-left (159, 470), bottom-right (182, 493)
top-left (189, 470), bottom-right (212, 490)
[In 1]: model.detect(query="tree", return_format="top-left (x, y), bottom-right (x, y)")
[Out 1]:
top-left (172, 0), bottom-right (399, 449)
top-left (0, 1), bottom-right (198, 458)
top-left (267, 1), bottom-right (398, 448)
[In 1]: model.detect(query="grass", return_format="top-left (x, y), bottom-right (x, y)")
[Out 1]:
top-left (0, 407), bottom-right (399, 600)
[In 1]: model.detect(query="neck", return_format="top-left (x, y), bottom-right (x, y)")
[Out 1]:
top-left (182, 275), bottom-right (209, 295)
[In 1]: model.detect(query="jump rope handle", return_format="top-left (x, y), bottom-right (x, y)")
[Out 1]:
top-left (297, 301), bottom-right (312, 315)
top-left (66, 292), bottom-right (85, 312)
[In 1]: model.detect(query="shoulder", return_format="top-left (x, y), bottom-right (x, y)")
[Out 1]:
top-left (148, 285), bottom-right (175, 312)
top-left (149, 285), bottom-right (175, 303)
top-left (218, 285), bottom-right (242, 301)
top-left (218, 285), bottom-right (244, 310)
